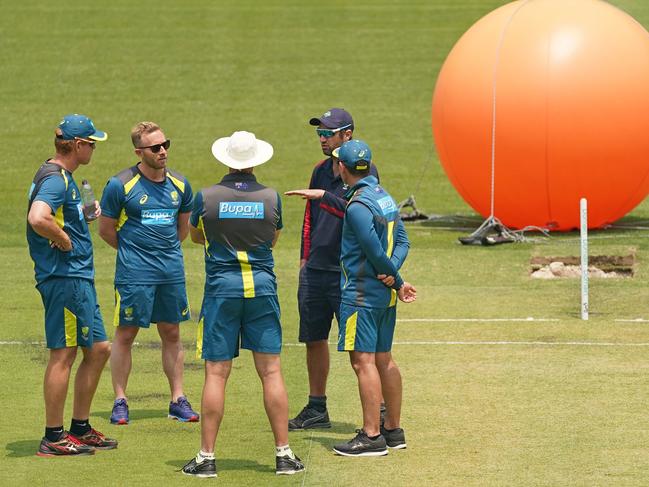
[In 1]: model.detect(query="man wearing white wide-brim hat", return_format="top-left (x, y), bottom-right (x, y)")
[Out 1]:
top-left (181, 131), bottom-right (304, 478)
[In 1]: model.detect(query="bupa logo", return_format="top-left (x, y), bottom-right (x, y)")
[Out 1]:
top-left (142, 209), bottom-right (175, 225)
top-left (377, 196), bottom-right (397, 215)
top-left (219, 201), bottom-right (264, 220)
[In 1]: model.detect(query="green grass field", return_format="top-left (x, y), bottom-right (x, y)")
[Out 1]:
top-left (3, 0), bottom-right (649, 485)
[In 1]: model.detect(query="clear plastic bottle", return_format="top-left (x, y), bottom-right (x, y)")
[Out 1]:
top-left (80, 180), bottom-right (97, 221)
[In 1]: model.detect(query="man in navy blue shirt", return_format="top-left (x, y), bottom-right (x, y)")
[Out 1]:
top-left (285, 108), bottom-right (379, 430)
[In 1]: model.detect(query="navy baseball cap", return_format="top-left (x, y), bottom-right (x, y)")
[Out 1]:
top-left (309, 108), bottom-right (354, 130)
top-left (56, 114), bottom-right (107, 141)
top-left (337, 140), bottom-right (372, 171)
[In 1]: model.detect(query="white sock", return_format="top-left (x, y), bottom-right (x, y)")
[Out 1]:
top-left (196, 450), bottom-right (215, 463)
top-left (276, 444), bottom-right (295, 459)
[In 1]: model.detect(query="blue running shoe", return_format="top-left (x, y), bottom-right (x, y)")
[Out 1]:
top-left (110, 398), bottom-right (129, 425)
top-left (169, 396), bottom-right (199, 422)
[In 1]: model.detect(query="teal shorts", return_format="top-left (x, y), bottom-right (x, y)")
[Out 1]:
top-left (197, 295), bottom-right (282, 361)
top-left (113, 282), bottom-right (190, 328)
top-left (36, 277), bottom-right (107, 349)
top-left (338, 303), bottom-right (396, 353)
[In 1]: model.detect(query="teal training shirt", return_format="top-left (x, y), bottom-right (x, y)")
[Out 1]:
top-left (27, 161), bottom-right (95, 284)
top-left (340, 175), bottom-right (410, 309)
top-left (100, 165), bottom-right (193, 285)
top-left (190, 173), bottom-right (282, 298)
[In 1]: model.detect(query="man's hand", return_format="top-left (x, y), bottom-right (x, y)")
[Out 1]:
top-left (51, 233), bottom-right (72, 252)
top-left (85, 200), bottom-right (101, 222)
top-left (377, 274), bottom-right (395, 287)
top-left (397, 282), bottom-right (417, 303)
top-left (284, 189), bottom-right (325, 200)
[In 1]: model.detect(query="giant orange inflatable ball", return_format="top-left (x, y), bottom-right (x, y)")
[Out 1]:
top-left (432, 0), bottom-right (649, 230)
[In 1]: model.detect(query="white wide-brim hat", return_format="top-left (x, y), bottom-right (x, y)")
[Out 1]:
top-left (211, 131), bottom-right (273, 170)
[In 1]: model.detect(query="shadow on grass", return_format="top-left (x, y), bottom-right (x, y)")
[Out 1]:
top-left (289, 420), bottom-right (358, 450)
top-left (6, 440), bottom-right (39, 458)
top-left (93, 409), bottom-right (168, 422)
top-left (166, 457), bottom-right (271, 474)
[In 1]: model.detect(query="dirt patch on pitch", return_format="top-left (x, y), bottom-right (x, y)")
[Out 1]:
top-left (530, 253), bottom-right (636, 279)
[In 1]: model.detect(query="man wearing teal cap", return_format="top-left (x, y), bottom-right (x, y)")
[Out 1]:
top-left (331, 140), bottom-right (416, 457)
top-left (27, 114), bottom-right (117, 456)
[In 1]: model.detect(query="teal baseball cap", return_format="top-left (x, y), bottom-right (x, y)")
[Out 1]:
top-left (56, 114), bottom-right (107, 141)
top-left (337, 140), bottom-right (372, 171)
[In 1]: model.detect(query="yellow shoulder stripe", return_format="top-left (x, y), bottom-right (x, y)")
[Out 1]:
top-left (123, 174), bottom-right (141, 195)
top-left (167, 173), bottom-right (185, 193)
top-left (60, 170), bottom-right (69, 191)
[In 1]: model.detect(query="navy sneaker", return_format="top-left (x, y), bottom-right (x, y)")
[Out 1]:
top-left (110, 398), bottom-right (129, 425)
top-left (288, 405), bottom-right (331, 430)
top-left (333, 429), bottom-right (388, 457)
top-left (169, 396), bottom-right (199, 422)
top-left (276, 455), bottom-right (305, 475)
top-left (181, 457), bottom-right (217, 478)
top-left (37, 432), bottom-right (96, 457)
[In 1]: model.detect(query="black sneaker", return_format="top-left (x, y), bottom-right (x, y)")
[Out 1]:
top-left (288, 405), bottom-right (331, 430)
top-left (333, 429), bottom-right (388, 457)
top-left (276, 455), bottom-right (305, 475)
top-left (380, 426), bottom-right (407, 449)
top-left (181, 456), bottom-right (217, 478)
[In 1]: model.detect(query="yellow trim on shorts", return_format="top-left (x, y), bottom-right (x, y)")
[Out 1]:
top-left (123, 174), bottom-right (141, 195)
top-left (113, 288), bottom-right (121, 327)
top-left (237, 251), bottom-right (255, 298)
top-left (196, 317), bottom-right (204, 360)
top-left (344, 311), bottom-right (358, 351)
top-left (389, 289), bottom-right (397, 307)
top-left (64, 307), bottom-right (77, 347)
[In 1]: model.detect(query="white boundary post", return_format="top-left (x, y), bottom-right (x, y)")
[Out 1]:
top-left (580, 198), bottom-right (589, 320)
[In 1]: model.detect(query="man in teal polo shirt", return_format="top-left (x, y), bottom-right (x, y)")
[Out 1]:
top-left (331, 140), bottom-right (416, 457)
top-left (27, 114), bottom-right (117, 456)
top-left (99, 121), bottom-right (198, 425)
top-left (181, 131), bottom-right (304, 478)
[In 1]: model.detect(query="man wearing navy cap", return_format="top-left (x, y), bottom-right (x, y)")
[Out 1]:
top-left (331, 140), bottom-right (416, 457)
top-left (285, 108), bottom-right (379, 430)
top-left (27, 114), bottom-right (117, 456)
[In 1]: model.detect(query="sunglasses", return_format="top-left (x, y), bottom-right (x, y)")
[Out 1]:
top-left (75, 138), bottom-right (96, 149)
top-left (316, 124), bottom-right (351, 138)
top-left (138, 139), bottom-right (171, 153)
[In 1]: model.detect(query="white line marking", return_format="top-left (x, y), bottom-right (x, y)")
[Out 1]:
top-left (282, 341), bottom-right (649, 347)
top-left (615, 319), bottom-right (649, 322)
top-left (5, 339), bottom-right (649, 348)
top-left (397, 318), bottom-right (559, 322)
top-left (300, 431), bottom-right (314, 487)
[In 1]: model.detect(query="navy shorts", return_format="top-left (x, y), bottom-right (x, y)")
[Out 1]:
top-left (37, 277), bottom-right (107, 349)
top-left (113, 282), bottom-right (190, 328)
top-left (197, 295), bottom-right (282, 361)
top-left (297, 267), bottom-right (341, 342)
top-left (337, 303), bottom-right (396, 353)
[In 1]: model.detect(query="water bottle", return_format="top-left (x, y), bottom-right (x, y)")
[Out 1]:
top-left (80, 180), bottom-right (97, 221)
